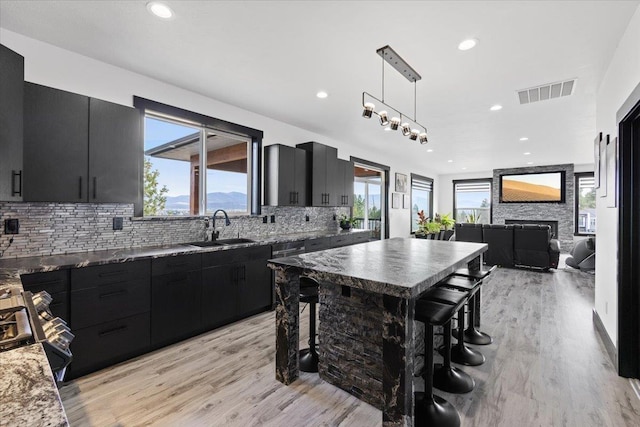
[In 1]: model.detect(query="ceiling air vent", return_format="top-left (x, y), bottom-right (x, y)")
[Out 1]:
top-left (517, 79), bottom-right (576, 104)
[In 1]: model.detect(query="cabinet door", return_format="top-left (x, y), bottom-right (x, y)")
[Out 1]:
top-left (202, 264), bottom-right (237, 329)
top-left (343, 160), bottom-right (354, 207)
top-left (238, 259), bottom-right (272, 315)
top-left (0, 45), bottom-right (24, 201)
top-left (151, 270), bottom-right (202, 347)
top-left (89, 98), bottom-right (142, 205)
top-left (310, 143), bottom-right (327, 206)
top-left (293, 148), bottom-right (307, 205)
top-left (23, 82), bottom-right (89, 202)
top-left (326, 154), bottom-right (340, 206)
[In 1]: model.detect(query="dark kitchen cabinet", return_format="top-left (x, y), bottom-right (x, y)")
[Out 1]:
top-left (20, 269), bottom-right (70, 322)
top-left (67, 260), bottom-right (151, 378)
top-left (264, 144), bottom-right (307, 206)
top-left (336, 159), bottom-right (354, 207)
top-left (0, 44), bottom-right (24, 201)
top-left (23, 82), bottom-right (89, 203)
top-left (23, 82), bottom-right (142, 210)
top-left (151, 254), bottom-right (202, 347)
top-left (201, 245), bottom-right (272, 330)
top-left (297, 141), bottom-right (339, 206)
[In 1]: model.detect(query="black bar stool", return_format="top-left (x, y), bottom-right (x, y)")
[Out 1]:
top-left (437, 276), bottom-right (485, 366)
top-left (414, 292), bottom-right (467, 427)
top-left (299, 276), bottom-right (319, 373)
top-left (421, 287), bottom-right (475, 394)
top-left (452, 265), bottom-right (497, 345)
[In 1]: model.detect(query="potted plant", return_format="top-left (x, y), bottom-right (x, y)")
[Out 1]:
top-left (339, 215), bottom-right (356, 230)
top-left (415, 210), bottom-right (430, 238)
top-left (465, 210), bottom-right (481, 224)
top-left (425, 221), bottom-right (443, 239)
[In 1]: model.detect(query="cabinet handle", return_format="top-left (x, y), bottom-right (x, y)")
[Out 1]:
top-left (289, 191), bottom-right (295, 204)
top-left (26, 279), bottom-right (63, 287)
top-left (11, 170), bottom-right (22, 197)
top-left (78, 176), bottom-right (83, 199)
top-left (295, 192), bottom-right (299, 204)
top-left (93, 177), bottom-right (97, 199)
top-left (99, 289), bottom-right (127, 299)
top-left (239, 265), bottom-right (246, 281)
top-left (98, 325), bottom-right (128, 337)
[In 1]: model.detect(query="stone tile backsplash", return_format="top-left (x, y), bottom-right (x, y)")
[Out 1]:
top-left (0, 203), bottom-right (349, 259)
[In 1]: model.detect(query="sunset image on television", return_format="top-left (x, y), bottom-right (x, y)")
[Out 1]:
top-left (501, 173), bottom-right (562, 202)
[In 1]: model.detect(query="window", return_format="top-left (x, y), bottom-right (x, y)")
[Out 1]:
top-left (410, 174), bottom-right (433, 233)
top-left (453, 179), bottom-right (492, 224)
top-left (135, 97), bottom-right (262, 217)
top-left (575, 173), bottom-right (596, 234)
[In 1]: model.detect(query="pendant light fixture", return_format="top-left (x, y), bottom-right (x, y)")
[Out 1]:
top-left (361, 45), bottom-right (428, 144)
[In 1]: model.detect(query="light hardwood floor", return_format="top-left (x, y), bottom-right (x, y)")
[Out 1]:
top-left (59, 263), bottom-right (640, 426)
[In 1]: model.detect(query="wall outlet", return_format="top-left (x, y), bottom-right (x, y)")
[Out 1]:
top-left (333, 214), bottom-right (337, 221)
top-left (305, 215), bottom-right (309, 222)
top-left (4, 219), bottom-right (19, 234)
top-left (270, 215), bottom-right (275, 223)
top-left (113, 217), bottom-right (123, 231)
top-left (262, 216), bottom-right (268, 224)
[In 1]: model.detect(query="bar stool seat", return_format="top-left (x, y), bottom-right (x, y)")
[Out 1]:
top-left (436, 276), bottom-right (486, 366)
top-left (452, 265), bottom-right (497, 345)
top-left (414, 294), bottom-right (466, 427)
top-left (299, 276), bottom-right (319, 373)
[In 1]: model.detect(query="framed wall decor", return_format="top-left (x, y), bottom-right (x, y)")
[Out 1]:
top-left (600, 134), bottom-right (609, 198)
top-left (395, 173), bottom-right (407, 193)
top-left (403, 194), bottom-right (410, 209)
top-left (594, 132), bottom-right (602, 189)
top-left (392, 192), bottom-right (401, 209)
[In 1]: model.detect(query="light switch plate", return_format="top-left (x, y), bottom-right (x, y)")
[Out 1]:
top-left (113, 217), bottom-right (123, 231)
top-left (4, 219), bottom-right (19, 234)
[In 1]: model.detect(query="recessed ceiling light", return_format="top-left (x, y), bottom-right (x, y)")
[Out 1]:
top-left (316, 91), bottom-right (328, 99)
top-left (462, 167), bottom-right (467, 170)
top-left (147, 1), bottom-right (174, 19)
top-left (524, 152), bottom-right (531, 155)
top-left (427, 149), bottom-right (433, 152)
top-left (519, 137), bottom-right (529, 141)
top-left (527, 162), bottom-right (533, 165)
top-left (447, 159), bottom-right (453, 163)
top-left (490, 105), bottom-right (503, 111)
top-left (458, 38), bottom-right (478, 51)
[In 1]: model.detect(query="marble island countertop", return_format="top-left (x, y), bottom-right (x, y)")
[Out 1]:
top-left (0, 345), bottom-right (69, 427)
top-left (269, 237), bottom-right (488, 298)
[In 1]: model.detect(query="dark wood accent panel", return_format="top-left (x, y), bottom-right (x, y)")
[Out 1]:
top-left (88, 98), bottom-right (142, 206)
top-left (0, 44), bottom-right (24, 201)
top-left (23, 82), bottom-right (89, 202)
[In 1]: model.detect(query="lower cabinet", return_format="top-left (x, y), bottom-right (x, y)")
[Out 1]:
top-left (201, 245), bottom-right (272, 330)
top-left (20, 269), bottom-right (70, 322)
top-left (151, 269), bottom-right (202, 347)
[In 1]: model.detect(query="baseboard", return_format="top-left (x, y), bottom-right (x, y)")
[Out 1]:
top-left (593, 308), bottom-right (618, 371)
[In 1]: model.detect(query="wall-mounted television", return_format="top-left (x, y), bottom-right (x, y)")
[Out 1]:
top-left (499, 171), bottom-right (566, 203)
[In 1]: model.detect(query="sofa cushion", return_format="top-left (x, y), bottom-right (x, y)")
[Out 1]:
top-left (455, 223), bottom-right (483, 243)
top-left (513, 224), bottom-right (552, 268)
top-left (482, 224), bottom-right (514, 266)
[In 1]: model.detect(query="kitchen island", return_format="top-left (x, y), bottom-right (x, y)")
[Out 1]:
top-left (268, 237), bottom-right (488, 427)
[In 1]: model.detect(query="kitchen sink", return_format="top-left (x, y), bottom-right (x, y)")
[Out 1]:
top-left (184, 238), bottom-right (255, 248)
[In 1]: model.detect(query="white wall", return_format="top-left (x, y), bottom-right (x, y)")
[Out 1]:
top-left (594, 5), bottom-right (640, 348)
top-left (0, 28), bottom-right (437, 238)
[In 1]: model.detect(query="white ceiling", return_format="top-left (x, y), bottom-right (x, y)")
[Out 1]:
top-left (1, 0), bottom-right (638, 174)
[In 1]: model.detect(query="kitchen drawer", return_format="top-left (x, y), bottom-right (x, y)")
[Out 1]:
top-left (152, 253), bottom-right (201, 276)
top-left (47, 292), bottom-right (69, 322)
top-left (71, 278), bottom-right (150, 329)
top-left (331, 234), bottom-right (352, 247)
top-left (202, 245), bottom-right (271, 268)
top-left (70, 312), bottom-right (150, 377)
top-left (71, 259), bottom-right (150, 291)
top-left (21, 269), bottom-right (69, 294)
top-left (305, 237), bottom-right (332, 252)
top-left (351, 232), bottom-right (370, 244)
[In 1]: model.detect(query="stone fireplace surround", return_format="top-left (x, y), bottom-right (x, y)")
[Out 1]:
top-left (492, 164), bottom-right (574, 250)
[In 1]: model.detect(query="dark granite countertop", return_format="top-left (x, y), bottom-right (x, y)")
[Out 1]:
top-left (0, 344), bottom-right (69, 427)
top-left (268, 237), bottom-right (488, 298)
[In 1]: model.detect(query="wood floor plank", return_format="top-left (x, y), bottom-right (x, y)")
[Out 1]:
top-left (59, 263), bottom-right (640, 426)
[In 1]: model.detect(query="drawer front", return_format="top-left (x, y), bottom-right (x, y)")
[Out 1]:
top-left (152, 253), bottom-right (201, 276)
top-left (331, 234), bottom-right (352, 247)
top-left (21, 270), bottom-right (69, 294)
top-left (305, 237), bottom-right (332, 252)
top-left (351, 233), bottom-right (370, 244)
top-left (71, 278), bottom-right (151, 329)
top-left (70, 312), bottom-right (150, 376)
top-left (202, 245), bottom-right (271, 268)
top-left (48, 292), bottom-right (69, 321)
top-left (71, 260), bottom-right (150, 291)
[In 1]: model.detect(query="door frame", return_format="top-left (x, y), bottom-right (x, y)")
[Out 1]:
top-left (351, 157), bottom-right (390, 239)
top-left (617, 81), bottom-right (640, 378)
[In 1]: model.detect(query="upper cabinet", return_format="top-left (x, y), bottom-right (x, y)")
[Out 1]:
top-left (297, 141), bottom-right (339, 206)
top-left (264, 144), bottom-right (307, 206)
top-left (23, 82), bottom-right (142, 210)
top-left (0, 45), bottom-right (24, 201)
top-left (336, 159), bottom-right (355, 207)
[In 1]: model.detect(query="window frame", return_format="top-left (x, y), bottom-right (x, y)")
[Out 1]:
top-left (410, 173), bottom-right (434, 234)
top-left (134, 97), bottom-right (263, 217)
top-left (452, 178), bottom-right (493, 224)
top-left (574, 172), bottom-right (596, 236)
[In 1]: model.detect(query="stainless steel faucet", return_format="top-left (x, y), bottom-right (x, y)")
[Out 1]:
top-left (211, 209), bottom-right (231, 241)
